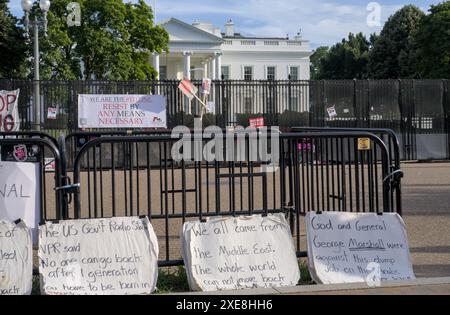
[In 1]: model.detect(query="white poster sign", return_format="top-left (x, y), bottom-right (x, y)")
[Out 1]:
top-left (326, 105), bottom-right (337, 118)
top-left (39, 217), bottom-right (159, 295)
top-left (0, 220), bottom-right (33, 295)
top-left (306, 211), bottom-right (415, 285)
top-left (206, 102), bottom-right (215, 114)
top-left (78, 94), bottom-right (167, 129)
top-left (201, 78), bottom-right (211, 95)
top-left (0, 162), bottom-right (40, 242)
top-left (182, 214), bottom-right (300, 291)
top-left (0, 89), bottom-right (20, 132)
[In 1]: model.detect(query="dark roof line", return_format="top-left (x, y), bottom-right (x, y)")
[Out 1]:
top-left (222, 33), bottom-right (289, 40)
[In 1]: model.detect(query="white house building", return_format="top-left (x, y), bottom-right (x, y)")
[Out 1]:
top-left (152, 18), bottom-right (312, 81)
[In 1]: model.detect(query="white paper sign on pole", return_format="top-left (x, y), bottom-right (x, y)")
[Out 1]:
top-left (201, 78), bottom-right (211, 95)
top-left (181, 214), bottom-right (300, 291)
top-left (78, 94), bottom-right (167, 129)
top-left (0, 220), bottom-right (33, 295)
top-left (39, 217), bottom-right (159, 295)
top-left (0, 89), bottom-right (21, 132)
top-left (206, 102), bottom-right (215, 114)
top-left (306, 211), bottom-right (415, 285)
top-left (0, 161), bottom-right (40, 242)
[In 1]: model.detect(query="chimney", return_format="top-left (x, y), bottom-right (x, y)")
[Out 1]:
top-left (294, 28), bottom-right (302, 41)
top-left (225, 19), bottom-right (234, 37)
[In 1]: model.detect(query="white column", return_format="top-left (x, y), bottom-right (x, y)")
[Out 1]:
top-left (152, 53), bottom-right (160, 79)
top-left (202, 61), bottom-right (208, 78)
top-left (183, 51), bottom-right (192, 80)
top-left (215, 52), bottom-right (222, 80)
top-left (210, 57), bottom-right (216, 80)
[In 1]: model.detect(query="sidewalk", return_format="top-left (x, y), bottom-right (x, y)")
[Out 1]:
top-left (173, 277), bottom-right (450, 295)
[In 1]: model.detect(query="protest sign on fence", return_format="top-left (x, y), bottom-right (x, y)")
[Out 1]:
top-left (0, 89), bottom-right (20, 132)
top-left (181, 214), bottom-right (300, 291)
top-left (306, 211), bottom-right (415, 285)
top-left (78, 94), bottom-right (167, 129)
top-left (39, 216), bottom-right (159, 295)
top-left (249, 117), bottom-right (265, 129)
top-left (0, 220), bottom-right (33, 295)
top-left (0, 161), bottom-right (40, 242)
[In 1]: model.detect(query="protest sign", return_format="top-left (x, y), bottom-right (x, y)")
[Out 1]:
top-left (178, 79), bottom-right (198, 101)
top-left (39, 216), bottom-right (159, 295)
top-left (0, 89), bottom-right (20, 132)
top-left (0, 220), bottom-right (33, 295)
top-left (249, 117), bottom-right (265, 129)
top-left (0, 162), bottom-right (40, 242)
top-left (78, 95), bottom-right (167, 129)
top-left (206, 102), bottom-right (215, 114)
top-left (326, 106), bottom-right (337, 118)
top-left (201, 78), bottom-right (211, 95)
top-left (181, 214), bottom-right (300, 291)
top-left (306, 211), bottom-right (415, 285)
top-left (47, 107), bottom-right (57, 120)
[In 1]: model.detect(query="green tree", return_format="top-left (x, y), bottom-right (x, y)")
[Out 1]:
top-left (310, 46), bottom-right (329, 80)
top-left (36, 0), bottom-right (169, 80)
top-left (414, 1), bottom-right (450, 79)
top-left (0, 0), bottom-right (27, 79)
top-left (318, 32), bottom-right (370, 80)
top-left (368, 5), bottom-right (425, 79)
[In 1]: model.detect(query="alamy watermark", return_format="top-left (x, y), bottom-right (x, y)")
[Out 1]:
top-left (171, 119), bottom-right (280, 173)
top-left (67, 2), bottom-right (81, 27)
top-left (367, 2), bottom-right (382, 27)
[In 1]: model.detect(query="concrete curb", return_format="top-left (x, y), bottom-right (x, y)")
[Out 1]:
top-left (166, 277), bottom-right (450, 295)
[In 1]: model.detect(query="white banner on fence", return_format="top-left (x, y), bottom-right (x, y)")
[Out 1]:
top-left (0, 89), bottom-right (20, 132)
top-left (78, 94), bottom-right (167, 129)
top-left (0, 220), bottom-right (33, 295)
top-left (0, 161), bottom-right (40, 242)
top-left (39, 216), bottom-right (159, 295)
top-left (181, 213), bottom-right (300, 291)
top-left (306, 211), bottom-right (415, 285)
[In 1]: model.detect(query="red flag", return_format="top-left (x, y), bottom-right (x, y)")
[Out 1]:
top-left (178, 79), bottom-right (198, 100)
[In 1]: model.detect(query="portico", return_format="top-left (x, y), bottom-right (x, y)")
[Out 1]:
top-left (153, 19), bottom-right (224, 80)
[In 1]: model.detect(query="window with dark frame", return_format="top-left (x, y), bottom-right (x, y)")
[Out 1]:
top-left (221, 66), bottom-right (230, 80)
top-left (266, 66), bottom-right (276, 80)
top-left (243, 66), bottom-right (253, 81)
top-left (289, 66), bottom-right (299, 80)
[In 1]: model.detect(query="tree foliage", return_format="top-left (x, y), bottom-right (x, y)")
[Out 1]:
top-left (414, 1), bottom-right (450, 79)
top-left (36, 0), bottom-right (169, 80)
top-left (310, 46), bottom-right (329, 80)
top-left (314, 33), bottom-right (370, 80)
top-left (368, 5), bottom-right (425, 79)
top-left (0, 0), bottom-right (27, 79)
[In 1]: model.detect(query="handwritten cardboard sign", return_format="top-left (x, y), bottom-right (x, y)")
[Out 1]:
top-left (78, 94), bottom-right (167, 129)
top-left (182, 214), bottom-right (300, 291)
top-left (0, 89), bottom-right (20, 132)
top-left (0, 220), bottom-right (33, 295)
top-left (0, 161), bottom-right (40, 243)
top-left (39, 217), bottom-right (159, 295)
top-left (306, 212), bottom-right (415, 285)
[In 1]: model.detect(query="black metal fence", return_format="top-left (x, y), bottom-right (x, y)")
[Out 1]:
top-left (68, 131), bottom-right (399, 266)
top-left (1, 79), bottom-right (449, 160)
top-left (0, 129), bottom-right (402, 266)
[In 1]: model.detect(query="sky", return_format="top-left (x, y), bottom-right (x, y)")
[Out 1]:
top-left (8, 0), bottom-right (443, 49)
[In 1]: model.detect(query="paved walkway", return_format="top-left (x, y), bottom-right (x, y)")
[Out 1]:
top-left (174, 277), bottom-right (450, 295)
top-left (401, 163), bottom-right (450, 278)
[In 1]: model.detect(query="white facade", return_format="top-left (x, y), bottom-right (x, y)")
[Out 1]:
top-left (154, 18), bottom-right (312, 81)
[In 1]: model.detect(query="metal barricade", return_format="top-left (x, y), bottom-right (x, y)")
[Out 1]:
top-left (69, 130), bottom-right (399, 265)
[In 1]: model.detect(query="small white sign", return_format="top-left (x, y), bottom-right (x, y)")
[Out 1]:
top-left (306, 211), bottom-right (415, 285)
top-left (327, 106), bottom-right (337, 118)
top-left (201, 78), bottom-right (211, 95)
top-left (182, 214), bottom-right (300, 291)
top-left (0, 220), bottom-right (33, 295)
top-left (47, 107), bottom-right (57, 120)
top-left (39, 217), bottom-right (159, 295)
top-left (206, 102), bottom-right (215, 114)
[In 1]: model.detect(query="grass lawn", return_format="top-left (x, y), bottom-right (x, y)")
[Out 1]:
top-left (32, 260), bottom-right (313, 295)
